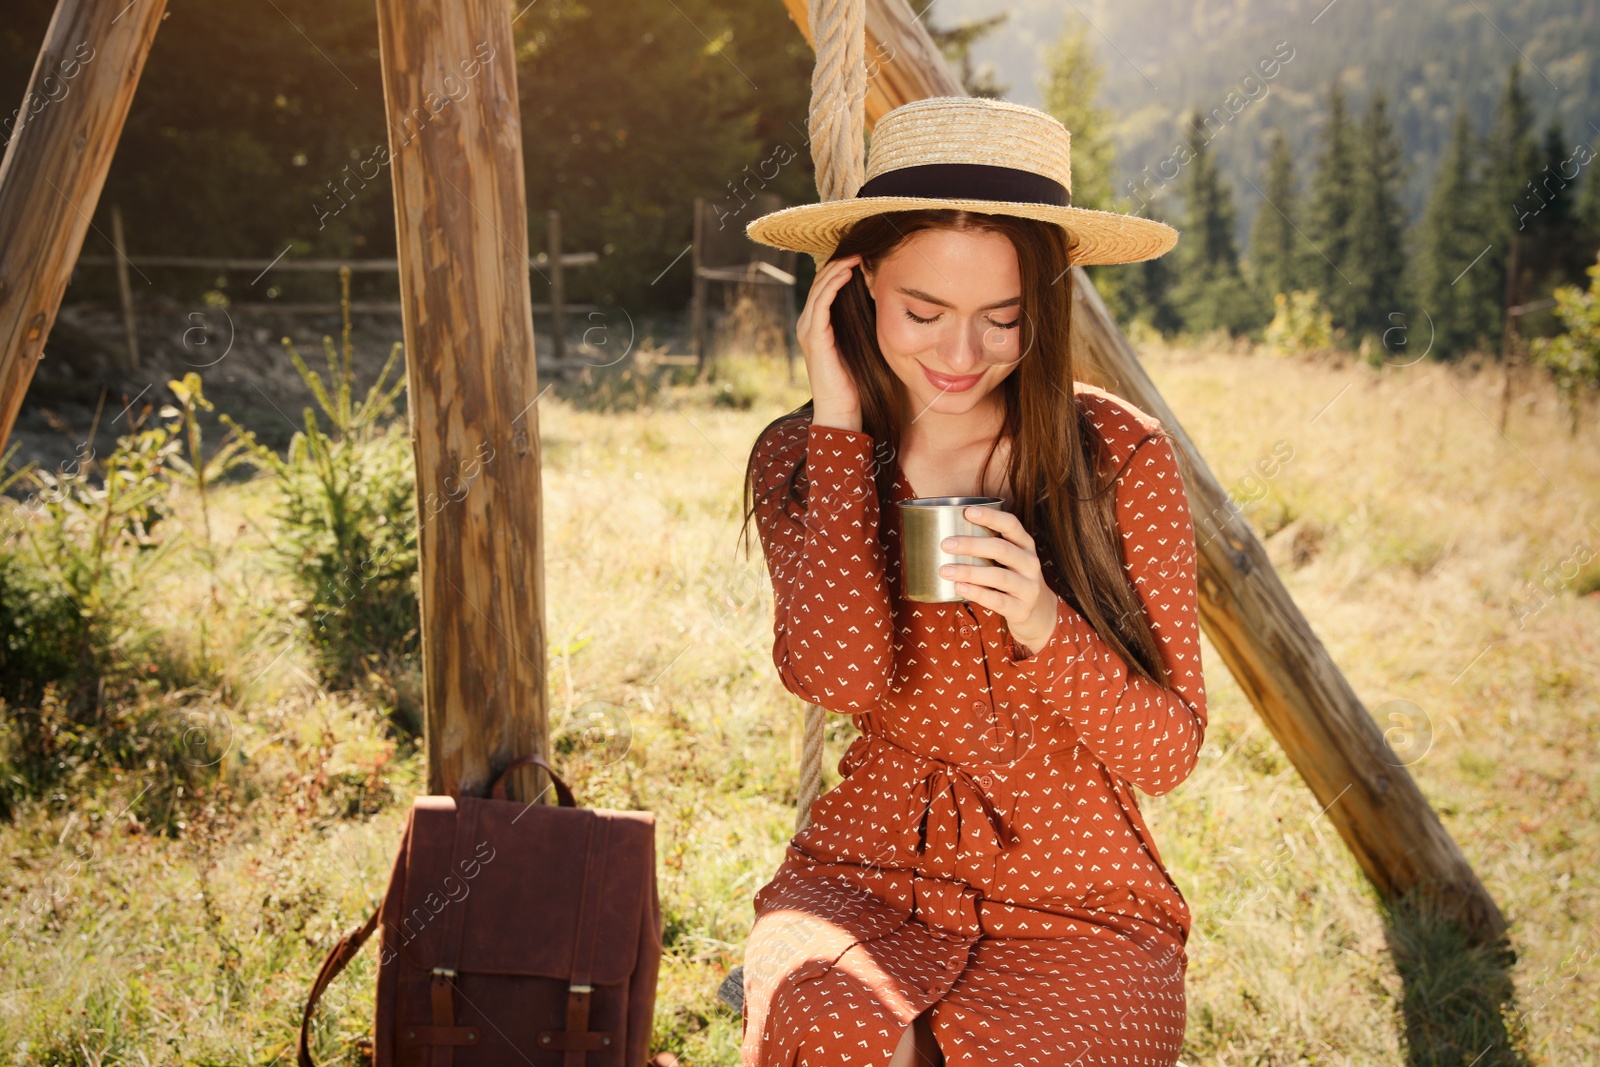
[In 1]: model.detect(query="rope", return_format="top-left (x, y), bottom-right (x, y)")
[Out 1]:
top-left (806, 0), bottom-right (866, 204)
top-left (795, 0), bottom-right (865, 834)
top-left (796, 702), bottom-right (826, 832)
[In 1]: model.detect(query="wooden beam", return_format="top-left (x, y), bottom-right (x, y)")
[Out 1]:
top-left (0, 0), bottom-right (168, 454)
top-left (779, 0), bottom-right (1507, 944)
top-left (374, 0), bottom-right (552, 803)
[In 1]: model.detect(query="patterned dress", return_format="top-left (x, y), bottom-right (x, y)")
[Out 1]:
top-left (739, 383), bottom-right (1207, 1067)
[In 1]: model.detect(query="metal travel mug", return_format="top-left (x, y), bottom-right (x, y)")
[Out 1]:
top-left (896, 496), bottom-right (1006, 603)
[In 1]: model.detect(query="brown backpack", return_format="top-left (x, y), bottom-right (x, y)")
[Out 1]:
top-left (298, 753), bottom-right (669, 1066)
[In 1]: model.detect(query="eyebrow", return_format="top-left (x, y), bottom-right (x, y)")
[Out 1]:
top-left (897, 287), bottom-right (1022, 311)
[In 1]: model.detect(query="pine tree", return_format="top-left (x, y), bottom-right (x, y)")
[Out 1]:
top-left (1248, 127), bottom-right (1307, 305)
top-left (915, 1), bottom-right (1010, 98)
top-left (1345, 91), bottom-right (1409, 343)
top-left (1172, 111), bottom-right (1270, 335)
top-left (1520, 118), bottom-right (1589, 289)
top-left (1305, 79), bottom-right (1359, 337)
top-left (1040, 20), bottom-right (1116, 212)
top-left (1098, 194), bottom-right (1182, 336)
top-left (1044, 16), bottom-right (1148, 329)
top-left (1578, 145), bottom-right (1600, 258)
top-left (1477, 60), bottom-right (1542, 349)
top-left (1525, 119), bottom-right (1578, 233)
top-left (1414, 108), bottom-right (1498, 359)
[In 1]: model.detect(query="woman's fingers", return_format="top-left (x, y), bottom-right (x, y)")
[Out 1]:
top-left (940, 534), bottom-right (1033, 572)
top-left (804, 256), bottom-right (859, 306)
top-left (797, 259), bottom-right (849, 325)
top-left (950, 578), bottom-right (1022, 616)
top-left (941, 560), bottom-right (1030, 599)
top-left (939, 502), bottom-right (1051, 631)
top-left (962, 505), bottom-right (1036, 552)
top-left (798, 258), bottom-right (858, 339)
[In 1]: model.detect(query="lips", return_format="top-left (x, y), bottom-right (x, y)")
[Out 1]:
top-left (919, 362), bottom-right (984, 392)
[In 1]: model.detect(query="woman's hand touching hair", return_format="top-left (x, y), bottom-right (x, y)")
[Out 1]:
top-left (797, 253), bottom-right (866, 432)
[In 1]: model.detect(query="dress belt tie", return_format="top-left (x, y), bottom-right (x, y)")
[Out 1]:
top-left (903, 757), bottom-right (1011, 859)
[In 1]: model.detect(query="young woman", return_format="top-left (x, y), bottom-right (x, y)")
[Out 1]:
top-left (736, 97), bottom-right (1207, 1067)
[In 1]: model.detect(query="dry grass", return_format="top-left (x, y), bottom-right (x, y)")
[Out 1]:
top-left (0, 338), bottom-right (1595, 1065)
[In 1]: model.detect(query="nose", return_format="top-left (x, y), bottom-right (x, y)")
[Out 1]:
top-left (934, 320), bottom-right (985, 375)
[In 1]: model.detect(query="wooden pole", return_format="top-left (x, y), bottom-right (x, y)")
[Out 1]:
top-left (109, 203), bottom-right (139, 371)
top-left (0, 0), bottom-right (167, 454)
top-left (547, 208), bottom-right (566, 368)
top-left (374, 0), bottom-right (552, 803)
top-left (777, 0), bottom-right (1507, 945)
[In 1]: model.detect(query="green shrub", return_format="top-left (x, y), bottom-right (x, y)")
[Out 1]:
top-left (1, 422), bottom-right (179, 716)
top-left (0, 548), bottom-right (82, 711)
top-left (1531, 250), bottom-right (1600, 435)
top-left (0, 422), bottom-right (217, 817)
top-left (1264, 289), bottom-right (1336, 355)
top-left (224, 270), bottom-right (420, 716)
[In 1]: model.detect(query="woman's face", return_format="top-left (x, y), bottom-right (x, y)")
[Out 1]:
top-left (861, 226), bottom-right (1025, 419)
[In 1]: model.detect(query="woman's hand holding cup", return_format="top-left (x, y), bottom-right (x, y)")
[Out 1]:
top-left (939, 506), bottom-right (1060, 655)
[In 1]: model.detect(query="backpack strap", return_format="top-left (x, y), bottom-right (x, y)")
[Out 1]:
top-left (297, 908), bottom-right (378, 1067)
top-left (535, 814), bottom-right (618, 1064)
top-left (421, 798), bottom-right (485, 1065)
top-left (488, 752), bottom-right (577, 806)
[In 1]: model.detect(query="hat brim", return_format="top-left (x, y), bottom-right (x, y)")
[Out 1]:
top-left (745, 195), bottom-right (1178, 266)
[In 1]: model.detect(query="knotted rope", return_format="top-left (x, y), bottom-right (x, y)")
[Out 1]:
top-left (795, 0), bottom-right (866, 834)
top-left (806, 0), bottom-right (866, 204)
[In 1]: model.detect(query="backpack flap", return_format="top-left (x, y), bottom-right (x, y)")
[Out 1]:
top-left (382, 795), bottom-right (657, 1065)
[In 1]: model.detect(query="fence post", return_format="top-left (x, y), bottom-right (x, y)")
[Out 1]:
top-left (547, 208), bottom-right (566, 368)
top-left (691, 196), bottom-right (708, 379)
top-left (109, 204), bottom-right (140, 372)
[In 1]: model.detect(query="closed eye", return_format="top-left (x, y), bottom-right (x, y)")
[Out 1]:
top-left (904, 308), bottom-right (940, 325)
top-left (988, 316), bottom-right (1021, 330)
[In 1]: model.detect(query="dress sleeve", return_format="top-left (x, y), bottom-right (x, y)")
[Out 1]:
top-left (752, 421), bottom-right (895, 712)
top-left (1006, 431), bottom-right (1207, 795)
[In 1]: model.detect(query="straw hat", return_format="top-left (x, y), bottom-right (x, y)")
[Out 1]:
top-left (745, 96), bottom-right (1178, 266)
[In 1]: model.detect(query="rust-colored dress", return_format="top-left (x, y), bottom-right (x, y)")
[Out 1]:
top-left (739, 384), bottom-right (1207, 1067)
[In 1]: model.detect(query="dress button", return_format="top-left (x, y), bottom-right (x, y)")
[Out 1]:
top-left (972, 701), bottom-right (988, 716)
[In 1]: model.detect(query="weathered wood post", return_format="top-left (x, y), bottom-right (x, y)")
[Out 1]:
top-left (374, 0), bottom-right (553, 803)
top-left (777, 0), bottom-right (1506, 944)
top-left (0, 0), bottom-right (167, 453)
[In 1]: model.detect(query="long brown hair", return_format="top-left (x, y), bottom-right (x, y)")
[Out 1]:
top-left (738, 209), bottom-right (1173, 688)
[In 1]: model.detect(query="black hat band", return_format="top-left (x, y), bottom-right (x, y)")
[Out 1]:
top-left (854, 162), bottom-right (1071, 207)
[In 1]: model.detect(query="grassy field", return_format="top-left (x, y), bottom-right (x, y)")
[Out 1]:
top-left (0, 334), bottom-right (1595, 1066)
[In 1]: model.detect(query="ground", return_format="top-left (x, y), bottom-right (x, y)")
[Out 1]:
top-left (0, 328), bottom-right (1595, 1066)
